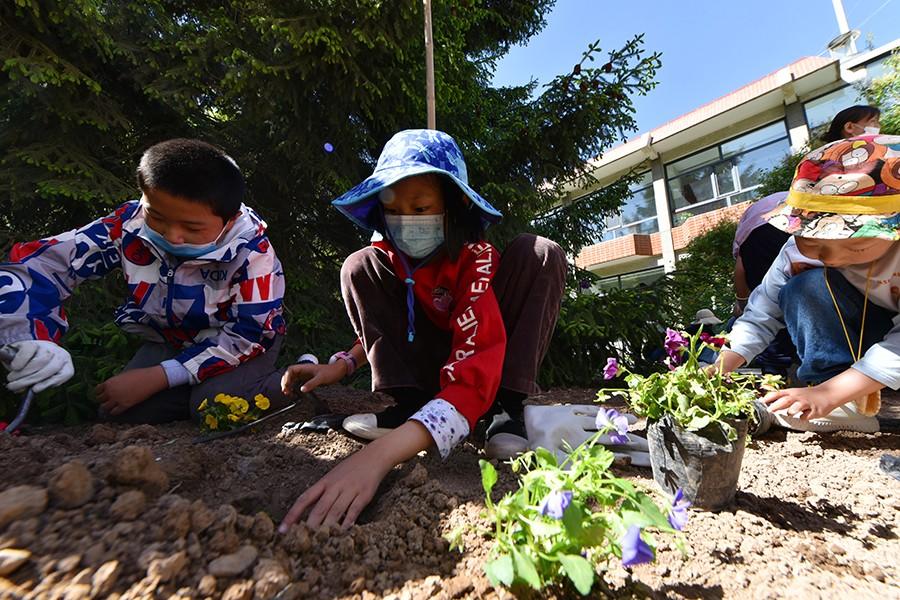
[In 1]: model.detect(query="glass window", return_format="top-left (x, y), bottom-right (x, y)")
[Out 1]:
top-left (665, 121), bottom-right (790, 222)
top-left (734, 140), bottom-right (791, 189)
top-left (804, 86), bottom-right (865, 132)
top-left (621, 185), bottom-right (656, 223)
top-left (721, 121), bottom-right (787, 157)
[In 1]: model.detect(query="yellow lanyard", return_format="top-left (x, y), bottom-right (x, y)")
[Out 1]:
top-left (823, 263), bottom-right (874, 362)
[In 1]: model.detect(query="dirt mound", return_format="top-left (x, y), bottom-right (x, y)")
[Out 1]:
top-left (0, 385), bottom-right (897, 599)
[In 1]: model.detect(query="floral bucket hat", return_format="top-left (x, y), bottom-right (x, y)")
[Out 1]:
top-left (765, 134), bottom-right (900, 240)
top-left (331, 129), bottom-right (502, 231)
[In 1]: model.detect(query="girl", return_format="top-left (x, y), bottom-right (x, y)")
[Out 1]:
top-left (718, 134), bottom-right (900, 433)
top-left (822, 105), bottom-right (881, 143)
top-left (279, 129), bottom-right (566, 530)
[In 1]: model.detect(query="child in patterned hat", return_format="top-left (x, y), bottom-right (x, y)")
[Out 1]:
top-left (279, 129), bottom-right (566, 530)
top-left (718, 134), bottom-right (900, 433)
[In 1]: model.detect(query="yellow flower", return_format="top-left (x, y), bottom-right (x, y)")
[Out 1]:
top-left (214, 393), bottom-right (229, 405)
top-left (204, 414), bottom-right (218, 430)
top-left (254, 394), bottom-right (270, 410)
top-left (227, 413), bottom-right (240, 422)
top-left (198, 399), bottom-right (209, 411)
top-left (233, 398), bottom-right (249, 414)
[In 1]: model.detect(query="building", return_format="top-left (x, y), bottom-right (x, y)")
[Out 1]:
top-left (570, 39), bottom-right (899, 291)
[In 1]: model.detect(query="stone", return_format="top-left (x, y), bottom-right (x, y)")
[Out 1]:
top-left (208, 546), bottom-right (258, 578)
top-left (55, 554), bottom-right (82, 573)
top-left (198, 574), bottom-right (217, 596)
top-left (148, 551), bottom-right (187, 582)
top-left (252, 559), bottom-right (289, 600)
top-left (190, 500), bottom-right (214, 533)
top-left (222, 580), bottom-right (254, 600)
top-left (48, 461), bottom-right (94, 508)
top-left (0, 548), bottom-right (30, 577)
top-left (91, 560), bottom-right (121, 597)
top-left (274, 582), bottom-right (308, 600)
top-left (85, 424), bottom-right (118, 446)
top-left (250, 512), bottom-right (274, 543)
top-left (161, 503), bottom-right (192, 540)
top-left (110, 490), bottom-right (146, 521)
top-left (281, 524), bottom-right (311, 553)
top-left (119, 424), bottom-right (160, 442)
top-left (108, 446), bottom-right (169, 494)
top-left (62, 583), bottom-right (91, 600)
top-left (0, 485), bottom-right (48, 528)
top-left (401, 464), bottom-right (428, 488)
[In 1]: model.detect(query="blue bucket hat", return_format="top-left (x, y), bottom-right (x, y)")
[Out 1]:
top-left (331, 129), bottom-right (503, 231)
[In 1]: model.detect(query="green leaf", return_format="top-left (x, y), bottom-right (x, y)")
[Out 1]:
top-left (484, 554), bottom-right (514, 587)
top-left (562, 501), bottom-right (584, 538)
top-left (559, 554), bottom-right (595, 596)
top-left (480, 459), bottom-right (498, 498)
top-left (511, 547), bottom-right (542, 589)
top-left (534, 446), bottom-right (558, 468)
top-left (686, 414), bottom-right (711, 430)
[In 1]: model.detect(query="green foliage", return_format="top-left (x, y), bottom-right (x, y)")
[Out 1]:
top-left (664, 220), bottom-right (738, 325)
top-left (865, 51), bottom-right (900, 135)
top-left (452, 434), bottom-right (681, 595)
top-left (602, 329), bottom-right (782, 440)
top-left (540, 278), bottom-right (676, 387)
top-left (1, 0), bottom-right (662, 411)
top-left (754, 149), bottom-right (805, 198)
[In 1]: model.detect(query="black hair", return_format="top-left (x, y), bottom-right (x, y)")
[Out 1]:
top-left (822, 105), bottom-right (881, 143)
top-left (136, 138), bottom-right (244, 220)
top-left (439, 174), bottom-right (485, 261)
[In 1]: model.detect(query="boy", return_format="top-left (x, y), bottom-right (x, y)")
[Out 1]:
top-left (0, 139), bottom-right (286, 423)
top-left (718, 134), bottom-right (900, 432)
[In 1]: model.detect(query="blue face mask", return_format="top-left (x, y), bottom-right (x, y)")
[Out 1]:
top-left (141, 223), bottom-right (225, 258)
top-left (384, 214), bottom-right (445, 258)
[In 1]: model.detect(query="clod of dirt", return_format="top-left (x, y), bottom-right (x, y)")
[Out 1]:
top-left (91, 560), bottom-right (121, 597)
top-left (252, 558), bottom-right (289, 600)
top-left (197, 574), bottom-right (217, 596)
top-left (0, 548), bottom-right (30, 577)
top-left (120, 424), bottom-right (162, 442)
top-left (208, 545), bottom-right (258, 577)
top-left (0, 485), bottom-right (47, 528)
top-left (85, 424), bottom-right (118, 446)
top-left (401, 463), bottom-right (428, 488)
top-left (280, 524), bottom-right (311, 554)
top-left (47, 461), bottom-right (94, 508)
top-left (110, 490), bottom-right (146, 521)
top-left (147, 551), bottom-right (187, 582)
top-left (250, 512), bottom-right (275, 543)
top-left (190, 499), bottom-right (214, 533)
top-left (222, 580), bottom-right (254, 600)
top-left (108, 446), bottom-right (169, 494)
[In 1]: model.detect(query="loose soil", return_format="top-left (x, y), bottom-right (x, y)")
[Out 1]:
top-left (0, 386), bottom-right (898, 599)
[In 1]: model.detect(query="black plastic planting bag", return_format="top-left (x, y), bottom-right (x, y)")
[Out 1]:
top-left (646, 415), bottom-right (748, 510)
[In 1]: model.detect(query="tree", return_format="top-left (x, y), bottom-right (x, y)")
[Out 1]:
top-left (1, 1), bottom-right (660, 416)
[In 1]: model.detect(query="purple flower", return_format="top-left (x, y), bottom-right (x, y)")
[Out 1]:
top-left (596, 408), bottom-right (630, 445)
top-left (603, 357), bottom-right (619, 380)
top-left (621, 525), bottom-right (654, 567)
top-left (323, 142), bottom-right (335, 153)
top-left (668, 489), bottom-right (691, 531)
top-left (664, 328), bottom-right (687, 355)
top-left (538, 490), bottom-right (573, 520)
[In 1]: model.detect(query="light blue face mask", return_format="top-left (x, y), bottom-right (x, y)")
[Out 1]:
top-left (141, 223), bottom-right (225, 258)
top-left (384, 214), bottom-right (445, 258)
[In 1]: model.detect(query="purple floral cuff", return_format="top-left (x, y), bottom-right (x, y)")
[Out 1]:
top-left (410, 399), bottom-right (470, 459)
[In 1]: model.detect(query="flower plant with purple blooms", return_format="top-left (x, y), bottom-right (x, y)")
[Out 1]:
top-left (621, 525), bottom-right (655, 567)
top-left (599, 328), bottom-right (782, 441)
top-left (449, 425), bottom-right (686, 595)
top-left (668, 489), bottom-right (691, 531)
top-left (602, 357), bottom-right (619, 380)
top-left (595, 407), bottom-right (630, 445)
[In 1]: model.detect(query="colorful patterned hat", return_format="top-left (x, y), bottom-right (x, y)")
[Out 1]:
top-left (765, 134), bottom-right (900, 239)
top-left (331, 129), bottom-right (502, 231)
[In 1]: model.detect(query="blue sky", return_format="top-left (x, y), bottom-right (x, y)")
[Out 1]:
top-left (492, 0), bottom-right (900, 135)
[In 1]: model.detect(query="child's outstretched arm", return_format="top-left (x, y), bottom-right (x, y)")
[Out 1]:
top-left (761, 367), bottom-right (884, 420)
top-left (279, 420), bottom-right (432, 530)
top-left (281, 343), bottom-right (367, 395)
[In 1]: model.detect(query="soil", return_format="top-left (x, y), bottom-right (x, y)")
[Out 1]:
top-left (0, 386), bottom-right (898, 599)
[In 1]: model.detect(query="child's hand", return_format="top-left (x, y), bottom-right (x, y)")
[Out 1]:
top-left (96, 367), bottom-right (168, 415)
top-left (281, 362), bottom-right (346, 395)
top-left (706, 349), bottom-right (745, 377)
top-left (279, 443), bottom-right (390, 530)
top-left (761, 386), bottom-right (832, 420)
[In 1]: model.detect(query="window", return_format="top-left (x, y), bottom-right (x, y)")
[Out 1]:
top-left (804, 85), bottom-right (865, 135)
top-left (600, 171), bottom-right (659, 241)
top-left (665, 121), bottom-right (790, 224)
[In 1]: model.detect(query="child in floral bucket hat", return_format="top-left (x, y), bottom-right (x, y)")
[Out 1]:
top-left (718, 134), bottom-right (900, 433)
top-left (278, 129), bottom-right (566, 530)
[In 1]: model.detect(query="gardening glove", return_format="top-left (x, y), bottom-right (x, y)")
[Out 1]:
top-left (1, 340), bottom-right (75, 393)
top-left (523, 405), bottom-right (650, 466)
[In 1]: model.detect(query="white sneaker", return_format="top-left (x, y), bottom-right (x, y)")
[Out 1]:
top-left (763, 400), bottom-right (879, 433)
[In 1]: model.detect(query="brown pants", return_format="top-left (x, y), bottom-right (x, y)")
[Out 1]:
top-left (340, 234), bottom-right (566, 405)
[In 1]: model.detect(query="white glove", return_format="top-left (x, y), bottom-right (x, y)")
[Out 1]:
top-left (524, 404), bottom-right (650, 467)
top-left (2, 340), bottom-right (75, 393)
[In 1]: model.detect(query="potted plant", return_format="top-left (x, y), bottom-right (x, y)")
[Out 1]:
top-left (600, 328), bottom-right (781, 510)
